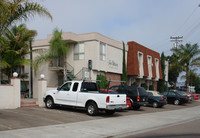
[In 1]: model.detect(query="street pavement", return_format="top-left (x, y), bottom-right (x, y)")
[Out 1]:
top-left (0, 104), bottom-right (200, 138)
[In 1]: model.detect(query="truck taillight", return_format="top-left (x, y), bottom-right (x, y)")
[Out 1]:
top-left (106, 96), bottom-right (110, 103)
top-left (161, 98), bottom-right (164, 101)
top-left (137, 96), bottom-right (140, 101)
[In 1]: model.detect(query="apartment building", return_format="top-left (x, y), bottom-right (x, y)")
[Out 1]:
top-left (127, 41), bottom-right (164, 90)
top-left (28, 32), bottom-right (128, 98)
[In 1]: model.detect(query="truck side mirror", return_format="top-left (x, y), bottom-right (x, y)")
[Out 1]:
top-left (57, 87), bottom-right (61, 91)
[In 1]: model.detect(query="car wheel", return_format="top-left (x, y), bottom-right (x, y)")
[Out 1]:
top-left (174, 99), bottom-right (180, 105)
top-left (86, 102), bottom-right (99, 116)
top-left (45, 97), bottom-right (55, 109)
top-left (132, 105), bottom-right (141, 110)
top-left (153, 102), bottom-right (158, 108)
top-left (105, 110), bottom-right (115, 115)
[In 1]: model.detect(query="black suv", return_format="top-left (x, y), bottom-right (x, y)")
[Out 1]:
top-left (110, 85), bottom-right (148, 110)
top-left (160, 90), bottom-right (188, 105)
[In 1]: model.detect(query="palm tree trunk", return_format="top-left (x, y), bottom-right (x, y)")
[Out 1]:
top-left (186, 65), bottom-right (189, 87)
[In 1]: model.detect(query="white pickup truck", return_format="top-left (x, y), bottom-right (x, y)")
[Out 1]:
top-left (43, 80), bottom-right (128, 116)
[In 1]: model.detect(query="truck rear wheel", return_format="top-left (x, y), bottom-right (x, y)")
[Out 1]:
top-left (45, 97), bottom-right (55, 109)
top-left (86, 102), bottom-right (99, 116)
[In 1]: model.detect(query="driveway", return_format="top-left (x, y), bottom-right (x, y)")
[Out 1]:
top-left (0, 100), bottom-right (199, 131)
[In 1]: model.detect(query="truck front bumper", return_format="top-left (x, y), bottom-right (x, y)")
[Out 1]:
top-left (106, 104), bottom-right (128, 110)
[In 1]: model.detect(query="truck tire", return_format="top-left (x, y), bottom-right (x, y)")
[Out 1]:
top-left (105, 110), bottom-right (115, 115)
top-left (86, 102), bottom-right (99, 116)
top-left (45, 97), bottom-right (55, 109)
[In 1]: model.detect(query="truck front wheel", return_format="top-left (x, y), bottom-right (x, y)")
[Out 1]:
top-left (45, 97), bottom-right (55, 109)
top-left (86, 102), bottom-right (99, 116)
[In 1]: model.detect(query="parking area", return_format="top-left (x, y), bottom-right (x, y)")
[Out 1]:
top-left (0, 100), bottom-right (199, 131)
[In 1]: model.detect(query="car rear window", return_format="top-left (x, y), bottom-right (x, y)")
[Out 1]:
top-left (138, 87), bottom-right (148, 96)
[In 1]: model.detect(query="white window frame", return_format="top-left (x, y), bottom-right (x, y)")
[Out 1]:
top-left (100, 42), bottom-right (106, 61)
top-left (155, 58), bottom-right (160, 80)
top-left (138, 51), bottom-right (144, 77)
top-left (147, 55), bottom-right (153, 78)
top-left (74, 42), bottom-right (85, 60)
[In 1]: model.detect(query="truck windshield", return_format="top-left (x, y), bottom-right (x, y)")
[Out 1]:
top-left (81, 82), bottom-right (98, 91)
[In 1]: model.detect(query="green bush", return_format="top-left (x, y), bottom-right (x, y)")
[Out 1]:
top-left (96, 74), bottom-right (108, 89)
top-left (131, 82), bottom-right (137, 86)
top-left (149, 85), bottom-right (154, 91)
top-left (141, 83), bottom-right (148, 90)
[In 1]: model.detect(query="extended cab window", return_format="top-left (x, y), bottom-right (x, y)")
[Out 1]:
top-left (81, 82), bottom-right (98, 92)
top-left (72, 83), bottom-right (79, 92)
top-left (60, 82), bottom-right (72, 91)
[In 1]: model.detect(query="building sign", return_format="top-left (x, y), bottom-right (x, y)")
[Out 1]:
top-left (85, 72), bottom-right (90, 78)
top-left (108, 60), bottom-right (118, 68)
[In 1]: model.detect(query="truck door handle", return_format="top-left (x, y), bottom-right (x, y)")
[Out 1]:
top-left (117, 95), bottom-right (120, 97)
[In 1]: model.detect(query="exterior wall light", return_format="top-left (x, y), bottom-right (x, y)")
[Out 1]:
top-left (40, 74), bottom-right (45, 79)
top-left (13, 72), bottom-right (18, 78)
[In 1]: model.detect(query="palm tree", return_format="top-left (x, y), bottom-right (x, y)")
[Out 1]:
top-left (0, 24), bottom-right (37, 78)
top-left (0, 0), bottom-right (52, 36)
top-left (34, 28), bottom-right (68, 82)
top-left (0, 0), bottom-right (52, 83)
top-left (171, 43), bottom-right (200, 87)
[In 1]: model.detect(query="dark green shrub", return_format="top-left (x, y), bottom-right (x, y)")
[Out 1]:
top-left (149, 85), bottom-right (154, 91)
top-left (96, 74), bottom-right (108, 89)
top-left (141, 83), bottom-right (148, 90)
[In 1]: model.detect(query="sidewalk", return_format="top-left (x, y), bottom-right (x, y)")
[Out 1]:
top-left (1, 105), bottom-right (200, 138)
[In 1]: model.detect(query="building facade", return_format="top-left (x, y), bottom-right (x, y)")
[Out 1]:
top-left (27, 32), bottom-right (128, 98)
top-left (127, 41), bottom-right (163, 90)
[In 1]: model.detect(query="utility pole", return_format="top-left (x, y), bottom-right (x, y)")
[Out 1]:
top-left (170, 36), bottom-right (183, 48)
top-left (170, 36), bottom-right (183, 89)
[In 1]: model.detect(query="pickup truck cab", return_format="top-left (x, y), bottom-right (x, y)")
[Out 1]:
top-left (43, 81), bottom-right (128, 116)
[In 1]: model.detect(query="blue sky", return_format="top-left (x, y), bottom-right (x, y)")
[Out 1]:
top-left (25, 0), bottom-right (200, 56)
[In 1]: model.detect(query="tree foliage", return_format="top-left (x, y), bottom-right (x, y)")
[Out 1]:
top-left (96, 74), bottom-right (108, 89)
top-left (157, 52), bottom-right (168, 92)
top-left (0, 0), bottom-right (52, 36)
top-left (171, 43), bottom-right (200, 87)
top-left (34, 28), bottom-right (68, 82)
top-left (122, 41), bottom-right (127, 84)
top-left (0, 24), bottom-right (37, 78)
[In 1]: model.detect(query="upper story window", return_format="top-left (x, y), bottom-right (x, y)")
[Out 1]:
top-left (100, 42), bottom-right (106, 61)
top-left (138, 52), bottom-right (144, 77)
top-left (74, 42), bottom-right (84, 60)
top-left (147, 56), bottom-right (152, 78)
top-left (155, 58), bottom-right (160, 79)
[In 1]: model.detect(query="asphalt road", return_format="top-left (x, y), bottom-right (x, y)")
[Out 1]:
top-left (0, 103), bottom-right (200, 137)
top-left (0, 100), bottom-right (199, 131)
top-left (126, 119), bottom-right (200, 138)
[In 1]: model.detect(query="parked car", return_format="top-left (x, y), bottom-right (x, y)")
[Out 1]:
top-left (109, 85), bottom-right (148, 110)
top-left (193, 93), bottom-right (199, 100)
top-left (44, 81), bottom-right (128, 116)
top-left (146, 91), bottom-right (167, 108)
top-left (160, 91), bottom-right (188, 105)
top-left (185, 91), bottom-right (194, 101)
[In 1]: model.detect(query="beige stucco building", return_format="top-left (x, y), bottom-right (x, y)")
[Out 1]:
top-left (25, 32), bottom-right (128, 98)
